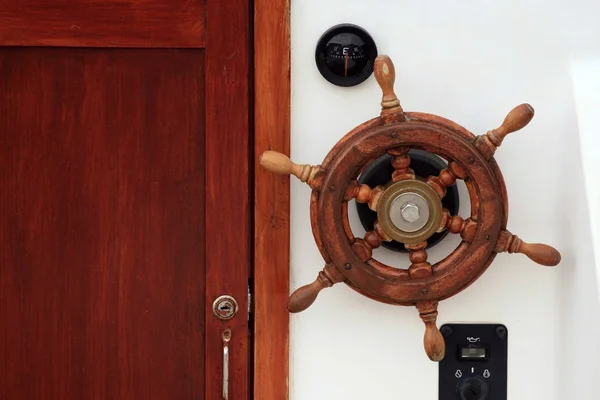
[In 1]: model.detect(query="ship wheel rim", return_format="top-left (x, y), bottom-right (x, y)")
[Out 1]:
top-left (312, 119), bottom-right (505, 305)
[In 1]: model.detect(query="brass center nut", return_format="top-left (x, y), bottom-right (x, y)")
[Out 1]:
top-left (376, 179), bottom-right (443, 245)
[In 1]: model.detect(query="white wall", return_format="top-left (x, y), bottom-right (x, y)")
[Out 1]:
top-left (289, 1), bottom-right (600, 399)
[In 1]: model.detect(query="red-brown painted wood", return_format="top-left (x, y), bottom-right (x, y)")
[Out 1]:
top-left (253, 0), bottom-right (291, 398)
top-left (2, 0), bottom-right (254, 397)
top-left (0, 48), bottom-right (206, 399)
top-left (205, 0), bottom-right (252, 399)
top-left (0, 0), bottom-right (205, 47)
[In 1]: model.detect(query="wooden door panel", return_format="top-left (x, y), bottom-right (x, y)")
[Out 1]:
top-left (0, 48), bottom-right (206, 399)
top-left (0, 1), bottom-right (205, 47)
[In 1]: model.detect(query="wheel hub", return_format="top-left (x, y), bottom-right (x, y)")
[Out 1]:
top-left (356, 150), bottom-right (460, 252)
top-left (377, 179), bottom-right (443, 245)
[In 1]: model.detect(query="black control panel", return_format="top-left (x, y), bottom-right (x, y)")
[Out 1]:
top-left (439, 324), bottom-right (508, 400)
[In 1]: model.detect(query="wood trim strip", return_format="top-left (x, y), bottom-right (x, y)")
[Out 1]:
top-left (205, 0), bottom-right (252, 399)
top-left (0, 1), bottom-right (205, 48)
top-left (254, 0), bottom-right (291, 399)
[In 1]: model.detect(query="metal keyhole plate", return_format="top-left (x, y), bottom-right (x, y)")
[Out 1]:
top-left (212, 295), bottom-right (239, 320)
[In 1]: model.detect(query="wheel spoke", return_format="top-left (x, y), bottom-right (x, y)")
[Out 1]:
top-left (426, 160), bottom-right (467, 199)
top-left (364, 221), bottom-right (392, 249)
top-left (347, 181), bottom-right (384, 211)
top-left (364, 231), bottom-right (383, 250)
top-left (388, 146), bottom-right (415, 182)
top-left (438, 209), bottom-right (478, 243)
top-left (351, 222), bottom-right (393, 262)
top-left (405, 241), bottom-right (432, 279)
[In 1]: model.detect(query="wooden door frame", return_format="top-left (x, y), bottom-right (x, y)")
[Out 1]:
top-left (4, 0), bottom-right (291, 396)
top-left (3, 1), bottom-right (255, 398)
top-left (253, 0), bottom-right (291, 399)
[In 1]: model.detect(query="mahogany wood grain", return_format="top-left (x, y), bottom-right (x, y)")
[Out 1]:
top-left (205, 0), bottom-right (252, 398)
top-left (0, 0), bottom-right (205, 47)
top-left (253, 0), bottom-right (290, 398)
top-left (0, 48), bottom-right (206, 399)
top-left (3, 0), bottom-right (254, 397)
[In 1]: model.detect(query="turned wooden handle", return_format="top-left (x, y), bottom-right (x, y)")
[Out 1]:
top-left (518, 242), bottom-right (561, 266)
top-left (287, 279), bottom-right (325, 313)
top-left (494, 103), bottom-right (535, 142)
top-left (417, 301), bottom-right (446, 362)
top-left (260, 150), bottom-right (298, 175)
top-left (423, 320), bottom-right (446, 362)
top-left (374, 55), bottom-right (400, 110)
top-left (496, 231), bottom-right (561, 267)
top-left (260, 150), bottom-right (321, 187)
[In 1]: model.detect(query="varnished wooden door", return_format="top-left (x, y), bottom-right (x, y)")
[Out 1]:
top-left (0, 1), bottom-right (251, 399)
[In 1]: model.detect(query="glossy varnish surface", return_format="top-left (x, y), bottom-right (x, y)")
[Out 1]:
top-left (0, 0), bottom-right (206, 47)
top-left (253, 0), bottom-right (291, 398)
top-left (204, 0), bottom-right (252, 398)
top-left (0, 48), bottom-right (206, 399)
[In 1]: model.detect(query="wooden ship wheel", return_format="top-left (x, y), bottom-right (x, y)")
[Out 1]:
top-left (259, 55), bottom-right (561, 362)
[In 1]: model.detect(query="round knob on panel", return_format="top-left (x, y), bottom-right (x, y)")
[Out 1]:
top-left (458, 377), bottom-right (489, 400)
